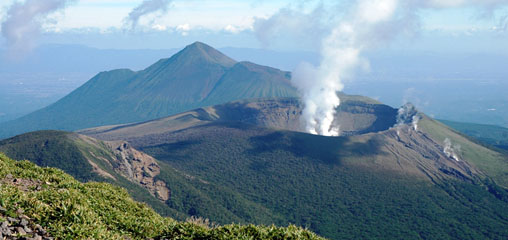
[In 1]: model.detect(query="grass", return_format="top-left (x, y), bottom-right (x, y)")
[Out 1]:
top-left (0, 152), bottom-right (324, 240)
top-left (439, 119), bottom-right (508, 148)
top-left (420, 117), bottom-right (508, 187)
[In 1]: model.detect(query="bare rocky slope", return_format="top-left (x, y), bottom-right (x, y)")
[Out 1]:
top-left (0, 131), bottom-right (175, 213)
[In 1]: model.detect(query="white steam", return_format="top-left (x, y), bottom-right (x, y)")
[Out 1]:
top-left (1, 0), bottom-right (76, 57)
top-left (412, 115), bottom-right (420, 131)
top-left (292, 0), bottom-right (398, 136)
top-left (394, 103), bottom-right (420, 135)
top-left (443, 138), bottom-right (461, 161)
top-left (254, 0), bottom-right (508, 136)
top-left (124, 0), bottom-right (174, 30)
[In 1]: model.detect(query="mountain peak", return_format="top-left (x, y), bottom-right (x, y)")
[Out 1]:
top-left (187, 41), bottom-right (211, 49)
top-left (175, 41), bottom-right (236, 67)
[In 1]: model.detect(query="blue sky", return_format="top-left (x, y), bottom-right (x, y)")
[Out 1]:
top-left (0, 0), bottom-right (507, 52)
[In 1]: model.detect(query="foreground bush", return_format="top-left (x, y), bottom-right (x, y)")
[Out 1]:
top-left (0, 153), bottom-right (324, 240)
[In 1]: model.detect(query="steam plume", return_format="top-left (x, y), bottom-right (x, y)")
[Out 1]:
top-left (124, 0), bottom-right (174, 30)
top-left (412, 115), bottom-right (420, 131)
top-left (292, 0), bottom-right (399, 136)
top-left (394, 103), bottom-right (420, 135)
top-left (1, 0), bottom-right (76, 57)
top-left (443, 138), bottom-right (461, 161)
top-left (255, 0), bottom-right (508, 136)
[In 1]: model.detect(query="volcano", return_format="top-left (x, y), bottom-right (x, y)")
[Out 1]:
top-left (0, 42), bottom-right (298, 139)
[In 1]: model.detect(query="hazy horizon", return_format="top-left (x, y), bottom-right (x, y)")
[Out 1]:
top-left (1, 0), bottom-right (507, 127)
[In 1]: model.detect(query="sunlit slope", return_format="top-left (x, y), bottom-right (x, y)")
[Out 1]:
top-left (0, 42), bottom-right (298, 139)
top-left (420, 117), bottom-right (508, 188)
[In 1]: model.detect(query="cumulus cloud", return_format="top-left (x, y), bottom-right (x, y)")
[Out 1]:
top-left (223, 24), bottom-right (251, 34)
top-left (253, 3), bottom-right (330, 49)
top-left (124, 0), bottom-right (174, 30)
top-left (424, 0), bottom-right (508, 12)
top-left (1, 0), bottom-right (76, 58)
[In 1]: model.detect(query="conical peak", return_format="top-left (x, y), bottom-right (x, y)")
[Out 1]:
top-left (176, 41), bottom-right (236, 67)
top-left (186, 41), bottom-right (211, 50)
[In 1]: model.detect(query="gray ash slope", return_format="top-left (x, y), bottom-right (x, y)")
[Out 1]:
top-left (79, 93), bottom-right (398, 141)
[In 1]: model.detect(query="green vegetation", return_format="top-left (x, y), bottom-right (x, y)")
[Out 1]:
top-left (0, 130), bottom-right (278, 223)
top-left (140, 123), bottom-right (508, 239)
top-left (0, 131), bottom-right (180, 218)
top-left (0, 153), bottom-right (324, 239)
top-left (0, 130), bottom-right (297, 227)
top-left (74, 96), bottom-right (508, 239)
top-left (0, 130), bottom-right (102, 182)
top-left (1, 126), bottom-right (507, 239)
top-left (2, 98), bottom-right (508, 239)
top-left (440, 119), bottom-right (508, 150)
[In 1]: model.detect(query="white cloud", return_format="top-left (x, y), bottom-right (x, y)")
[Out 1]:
top-left (224, 24), bottom-right (239, 33)
top-left (176, 23), bottom-right (190, 36)
top-left (357, 0), bottom-right (397, 23)
top-left (152, 24), bottom-right (167, 31)
top-left (124, 0), bottom-right (174, 30)
top-left (1, 0), bottom-right (77, 57)
top-left (253, 2), bottom-right (331, 49)
top-left (176, 23), bottom-right (190, 31)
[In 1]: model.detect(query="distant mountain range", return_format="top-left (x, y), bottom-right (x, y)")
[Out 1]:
top-left (0, 42), bottom-right (298, 139)
top-left (2, 43), bottom-right (508, 128)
